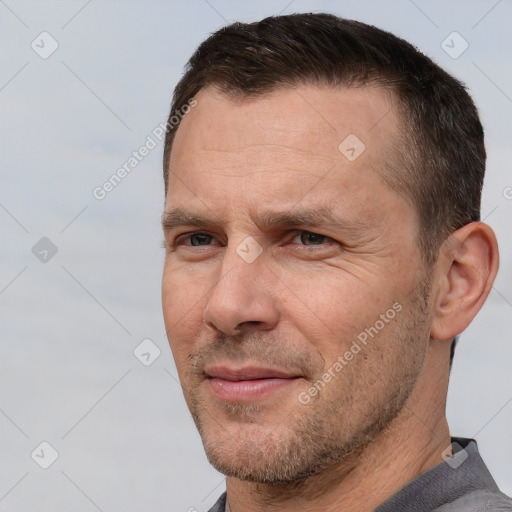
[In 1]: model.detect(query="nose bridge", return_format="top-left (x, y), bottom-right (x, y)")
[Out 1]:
top-left (214, 234), bottom-right (266, 293)
top-left (202, 239), bottom-right (278, 335)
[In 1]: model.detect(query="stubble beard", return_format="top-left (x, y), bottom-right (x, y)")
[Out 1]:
top-left (184, 278), bottom-right (432, 485)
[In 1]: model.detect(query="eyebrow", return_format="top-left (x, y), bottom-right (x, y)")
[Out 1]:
top-left (257, 208), bottom-right (362, 231)
top-left (162, 206), bottom-right (370, 235)
top-left (162, 209), bottom-right (215, 231)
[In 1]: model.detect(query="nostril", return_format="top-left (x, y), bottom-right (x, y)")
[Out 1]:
top-left (232, 321), bottom-right (257, 332)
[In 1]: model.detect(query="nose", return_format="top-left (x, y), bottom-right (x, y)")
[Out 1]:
top-left (202, 245), bottom-right (279, 336)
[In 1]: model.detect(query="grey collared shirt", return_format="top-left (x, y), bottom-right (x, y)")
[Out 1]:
top-left (207, 438), bottom-right (512, 511)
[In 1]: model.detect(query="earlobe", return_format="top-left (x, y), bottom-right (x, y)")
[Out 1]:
top-left (430, 222), bottom-right (499, 341)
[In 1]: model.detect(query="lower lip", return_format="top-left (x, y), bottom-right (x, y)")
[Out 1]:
top-left (208, 377), bottom-right (299, 402)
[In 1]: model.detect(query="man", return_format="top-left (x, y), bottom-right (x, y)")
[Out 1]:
top-left (161, 13), bottom-right (512, 512)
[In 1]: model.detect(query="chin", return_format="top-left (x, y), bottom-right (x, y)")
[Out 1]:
top-left (199, 418), bottom-right (354, 485)
top-left (205, 446), bottom-right (322, 484)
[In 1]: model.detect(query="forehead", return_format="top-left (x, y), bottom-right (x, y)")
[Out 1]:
top-left (166, 84), bottom-right (407, 226)
top-left (171, 84), bottom-right (398, 161)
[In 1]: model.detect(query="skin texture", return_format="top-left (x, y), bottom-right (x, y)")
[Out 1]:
top-left (161, 85), bottom-right (499, 511)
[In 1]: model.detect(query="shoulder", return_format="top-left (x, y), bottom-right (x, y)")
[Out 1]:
top-left (435, 489), bottom-right (512, 511)
top-left (376, 438), bottom-right (512, 512)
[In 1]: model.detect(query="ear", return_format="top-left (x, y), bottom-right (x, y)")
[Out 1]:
top-left (430, 222), bottom-right (499, 341)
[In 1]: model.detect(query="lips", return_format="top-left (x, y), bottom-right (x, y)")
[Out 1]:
top-left (206, 366), bottom-right (299, 381)
top-left (205, 365), bottom-right (301, 402)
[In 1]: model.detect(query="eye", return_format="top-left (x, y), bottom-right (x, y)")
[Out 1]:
top-left (168, 231), bottom-right (219, 249)
top-left (292, 231), bottom-right (330, 246)
top-left (188, 233), bottom-right (214, 246)
top-left (165, 231), bottom-right (222, 260)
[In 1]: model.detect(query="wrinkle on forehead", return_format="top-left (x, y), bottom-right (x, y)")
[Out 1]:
top-left (166, 84), bottom-right (414, 236)
top-left (171, 84), bottom-right (398, 161)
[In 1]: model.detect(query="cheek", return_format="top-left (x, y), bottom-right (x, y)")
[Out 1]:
top-left (280, 269), bottom-right (389, 353)
top-left (162, 264), bottom-right (207, 361)
top-left (162, 260), bottom-right (210, 317)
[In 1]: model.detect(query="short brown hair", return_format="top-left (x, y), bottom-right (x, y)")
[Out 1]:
top-left (163, 13), bottom-right (485, 265)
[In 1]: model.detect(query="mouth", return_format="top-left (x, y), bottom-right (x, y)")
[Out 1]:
top-left (204, 365), bottom-right (302, 402)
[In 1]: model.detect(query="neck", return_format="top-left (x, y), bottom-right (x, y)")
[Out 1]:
top-left (225, 341), bottom-right (451, 512)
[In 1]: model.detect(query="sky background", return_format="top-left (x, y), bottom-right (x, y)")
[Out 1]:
top-left (0, 1), bottom-right (511, 510)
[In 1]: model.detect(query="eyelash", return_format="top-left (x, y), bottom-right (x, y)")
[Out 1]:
top-left (171, 230), bottom-right (334, 248)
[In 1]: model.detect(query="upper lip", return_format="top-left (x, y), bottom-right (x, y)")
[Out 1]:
top-left (205, 365), bottom-right (301, 381)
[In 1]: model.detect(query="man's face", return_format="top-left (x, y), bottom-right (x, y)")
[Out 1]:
top-left (162, 85), bottom-right (432, 483)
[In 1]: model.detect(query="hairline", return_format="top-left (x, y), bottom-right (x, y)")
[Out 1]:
top-left (164, 80), bottom-right (440, 264)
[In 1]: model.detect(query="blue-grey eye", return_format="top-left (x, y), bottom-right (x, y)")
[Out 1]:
top-left (300, 232), bottom-right (327, 245)
top-left (190, 233), bottom-right (213, 246)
